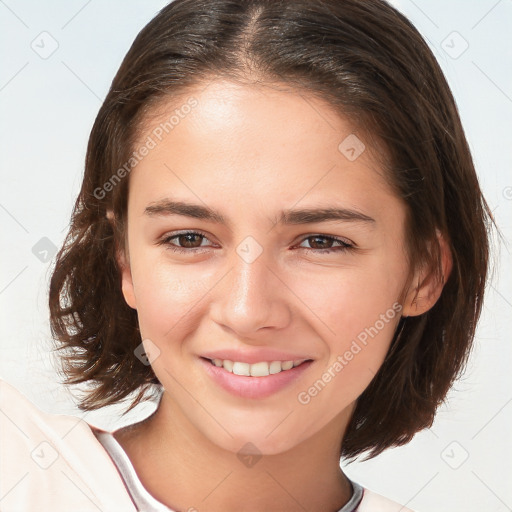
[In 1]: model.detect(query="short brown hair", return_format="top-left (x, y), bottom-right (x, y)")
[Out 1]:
top-left (49, 0), bottom-right (493, 461)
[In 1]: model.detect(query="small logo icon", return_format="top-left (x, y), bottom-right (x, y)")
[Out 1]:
top-left (338, 134), bottom-right (366, 161)
top-left (32, 237), bottom-right (58, 263)
top-left (441, 31), bottom-right (469, 59)
top-left (30, 31), bottom-right (59, 60)
top-left (31, 441), bottom-right (59, 469)
top-left (134, 338), bottom-right (161, 365)
top-left (236, 236), bottom-right (263, 264)
top-left (502, 186), bottom-right (512, 201)
top-left (237, 442), bottom-right (262, 468)
top-left (440, 440), bottom-right (469, 469)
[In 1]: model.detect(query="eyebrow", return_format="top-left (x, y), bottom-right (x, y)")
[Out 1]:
top-left (144, 199), bottom-right (376, 226)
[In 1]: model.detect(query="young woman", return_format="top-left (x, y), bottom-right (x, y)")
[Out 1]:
top-left (0, 0), bottom-right (492, 510)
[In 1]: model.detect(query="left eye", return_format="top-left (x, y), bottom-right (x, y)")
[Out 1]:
top-left (297, 235), bottom-right (353, 253)
top-left (158, 231), bottom-right (354, 254)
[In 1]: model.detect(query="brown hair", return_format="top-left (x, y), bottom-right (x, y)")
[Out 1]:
top-left (49, 0), bottom-right (493, 461)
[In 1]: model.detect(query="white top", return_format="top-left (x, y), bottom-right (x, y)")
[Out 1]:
top-left (0, 377), bottom-right (417, 511)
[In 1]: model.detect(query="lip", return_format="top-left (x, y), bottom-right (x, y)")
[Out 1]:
top-left (200, 349), bottom-right (313, 365)
top-left (199, 356), bottom-right (314, 399)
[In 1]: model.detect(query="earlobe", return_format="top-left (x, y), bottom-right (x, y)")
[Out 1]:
top-left (402, 230), bottom-right (453, 317)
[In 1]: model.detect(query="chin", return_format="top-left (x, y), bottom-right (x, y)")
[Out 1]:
top-left (208, 428), bottom-right (302, 458)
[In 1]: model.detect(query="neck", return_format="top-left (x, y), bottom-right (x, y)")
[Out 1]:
top-left (114, 391), bottom-right (354, 512)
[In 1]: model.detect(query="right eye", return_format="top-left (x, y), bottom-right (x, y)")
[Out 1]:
top-left (158, 231), bottom-right (213, 254)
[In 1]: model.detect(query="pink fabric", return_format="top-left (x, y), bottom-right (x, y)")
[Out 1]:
top-left (0, 378), bottom-right (416, 512)
top-left (0, 378), bottom-right (136, 512)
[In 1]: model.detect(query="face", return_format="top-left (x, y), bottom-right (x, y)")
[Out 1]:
top-left (118, 79), bottom-right (419, 456)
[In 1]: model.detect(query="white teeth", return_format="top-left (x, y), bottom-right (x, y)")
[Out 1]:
top-left (250, 362), bottom-right (270, 377)
top-left (210, 358), bottom-right (308, 376)
top-left (269, 361), bottom-right (282, 374)
top-left (281, 360), bottom-right (294, 371)
top-left (232, 361), bottom-right (250, 376)
top-left (223, 359), bottom-right (233, 372)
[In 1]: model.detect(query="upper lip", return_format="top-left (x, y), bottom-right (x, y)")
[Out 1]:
top-left (201, 349), bottom-right (314, 365)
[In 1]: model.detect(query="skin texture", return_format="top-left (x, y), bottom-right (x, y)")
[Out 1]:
top-left (112, 79), bottom-right (451, 512)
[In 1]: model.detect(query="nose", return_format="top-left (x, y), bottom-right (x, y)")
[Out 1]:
top-left (209, 243), bottom-right (292, 338)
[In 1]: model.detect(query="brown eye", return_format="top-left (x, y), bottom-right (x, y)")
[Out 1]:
top-left (306, 236), bottom-right (335, 250)
top-left (299, 235), bottom-right (354, 254)
top-left (173, 233), bottom-right (204, 248)
top-left (158, 231), bottom-right (211, 254)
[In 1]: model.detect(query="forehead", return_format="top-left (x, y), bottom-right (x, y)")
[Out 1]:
top-left (128, 79), bottom-right (397, 219)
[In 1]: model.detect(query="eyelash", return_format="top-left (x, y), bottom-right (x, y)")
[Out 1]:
top-left (157, 230), bottom-right (355, 255)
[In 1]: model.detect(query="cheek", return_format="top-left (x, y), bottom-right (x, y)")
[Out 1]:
top-left (293, 268), bottom-right (403, 422)
top-left (129, 254), bottom-right (208, 338)
top-left (289, 257), bottom-right (405, 341)
top-left (288, 256), bottom-right (405, 400)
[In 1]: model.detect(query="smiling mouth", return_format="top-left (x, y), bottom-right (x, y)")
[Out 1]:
top-left (201, 357), bottom-right (313, 377)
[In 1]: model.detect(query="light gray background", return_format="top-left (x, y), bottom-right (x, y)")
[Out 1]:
top-left (1, 1), bottom-right (511, 511)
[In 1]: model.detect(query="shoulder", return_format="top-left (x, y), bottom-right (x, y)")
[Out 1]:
top-left (358, 487), bottom-right (417, 512)
top-left (0, 378), bottom-right (136, 512)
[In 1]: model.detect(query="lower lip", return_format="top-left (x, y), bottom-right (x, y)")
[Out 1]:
top-left (199, 357), bottom-right (313, 399)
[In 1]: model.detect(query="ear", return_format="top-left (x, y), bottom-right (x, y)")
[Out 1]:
top-left (118, 248), bottom-right (137, 310)
top-left (107, 209), bottom-right (137, 310)
top-left (402, 230), bottom-right (453, 317)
